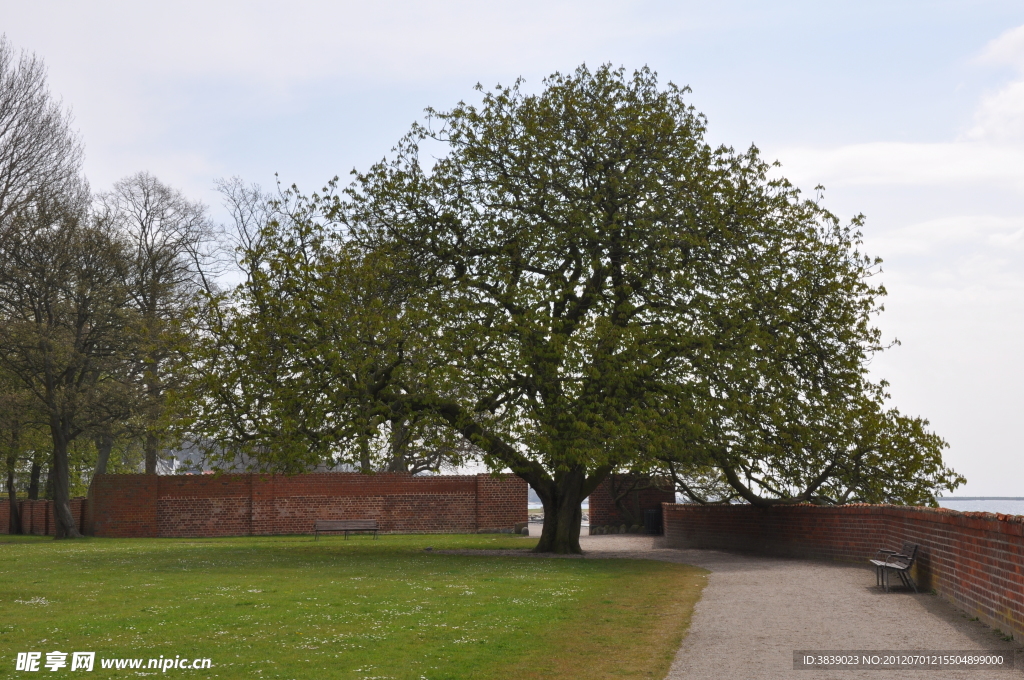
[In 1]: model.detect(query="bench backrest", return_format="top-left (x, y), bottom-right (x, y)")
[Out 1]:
top-left (894, 541), bottom-right (918, 568)
top-left (315, 519), bottom-right (378, 530)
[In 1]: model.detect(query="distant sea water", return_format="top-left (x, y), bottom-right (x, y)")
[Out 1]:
top-left (937, 498), bottom-right (1024, 516)
top-left (527, 497), bottom-right (1023, 516)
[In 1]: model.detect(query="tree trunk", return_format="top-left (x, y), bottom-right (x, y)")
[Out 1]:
top-left (386, 418), bottom-right (409, 473)
top-left (144, 432), bottom-right (158, 474)
top-left (358, 432), bottom-right (372, 473)
top-left (28, 450), bottom-right (41, 500)
top-left (532, 465), bottom-right (607, 554)
top-left (6, 463), bottom-right (20, 534)
top-left (44, 458), bottom-right (55, 499)
top-left (5, 429), bottom-right (21, 534)
top-left (49, 423), bottom-right (82, 539)
top-left (95, 431), bottom-right (113, 476)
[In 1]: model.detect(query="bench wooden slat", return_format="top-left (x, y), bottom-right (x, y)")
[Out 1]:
top-left (315, 520), bottom-right (377, 529)
top-left (314, 519), bottom-right (379, 540)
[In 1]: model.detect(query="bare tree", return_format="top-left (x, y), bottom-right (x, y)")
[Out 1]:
top-left (216, 176), bottom-right (273, 276)
top-left (0, 38), bottom-right (100, 537)
top-left (0, 35), bottom-right (84, 227)
top-left (98, 173), bottom-right (216, 474)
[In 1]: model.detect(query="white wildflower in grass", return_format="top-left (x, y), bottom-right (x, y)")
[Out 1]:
top-left (14, 597), bottom-right (51, 606)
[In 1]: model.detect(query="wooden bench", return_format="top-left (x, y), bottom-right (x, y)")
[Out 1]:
top-left (314, 519), bottom-right (378, 540)
top-left (869, 541), bottom-right (918, 592)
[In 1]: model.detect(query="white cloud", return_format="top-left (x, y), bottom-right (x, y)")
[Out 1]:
top-left (968, 24), bottom-right (1024, 142)
top-left (976, 23), bottom-right (1024, 69)
top-left (3, 1), bottom-right (685, 198)
top-left (763, 26), bottom-right (1024, 494)
top-left (776, 141), bottom-right (1024, 188)
top-left (866, 214), bottom-right (1024, 258)
top-left (7, 1), bottom-right (673, 86)
top-left (774, 24), bottom-right (1024, 181)
top-left (968, 80), bottom-right (1024, 142)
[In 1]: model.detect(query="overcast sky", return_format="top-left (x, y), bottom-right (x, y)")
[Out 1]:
top-left (4, 1), bottom-right (1023, 495)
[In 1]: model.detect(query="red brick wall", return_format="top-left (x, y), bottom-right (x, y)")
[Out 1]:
top-left (69, 498), bottom-right (85, 535)
top-left (12, 499), bottom-right (30, 534)
top-left (88, 475), bottom-right (159, 538)
top-left (85, 473), bottom-right (527, 538)
top-left (249, 474), bottom-right (480, 536)
top-left (158, 475), bottom-right (253, 538)
top-left (663, 503), bottom-right (1024, 642)
top-left (476, 475), bottom-right (528, 532)
top-left (27, 499), bottom-right (49, 535)
top-left (589, 475), bottom-right (675, 529)
top-left (29, 500), bottom-right (47, 534)
top-left (0, 498), bottom-right (87, 535)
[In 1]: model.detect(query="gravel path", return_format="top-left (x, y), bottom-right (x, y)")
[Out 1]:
top-left (573, 535), bottom-right (1024, 679)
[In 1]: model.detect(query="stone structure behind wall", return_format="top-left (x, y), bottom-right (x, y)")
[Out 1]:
top-left (588, 474), bottom-right (675, 533)
top-left (663, 502), bottom-right (1024, 643)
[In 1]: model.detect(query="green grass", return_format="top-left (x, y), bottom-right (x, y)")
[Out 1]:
top-left (1, 534), bottom-right (707, 679)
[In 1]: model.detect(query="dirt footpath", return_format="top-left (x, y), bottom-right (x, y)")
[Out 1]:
top-left (577, 535), bottom-right (1024, 680)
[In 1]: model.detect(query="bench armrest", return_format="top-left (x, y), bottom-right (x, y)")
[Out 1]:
top-left (883, 554), bottom-right (911, 568)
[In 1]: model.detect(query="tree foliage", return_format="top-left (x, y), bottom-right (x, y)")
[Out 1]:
top-left (175, 184), bottom-right (471, 475)
top-left (0, 36), bottom-right (224, 538)
top-left (0, 36), bottom-right (95, 538)
top-left (177, 65), bottom-right (961, 553)
top-left (97, 172), bottom-right (216, 474)
top-left (0, 193), bottom-right (133, 537)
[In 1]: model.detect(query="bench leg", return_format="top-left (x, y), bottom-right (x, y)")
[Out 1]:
top-left (900, 571), bottom-right (918, 593)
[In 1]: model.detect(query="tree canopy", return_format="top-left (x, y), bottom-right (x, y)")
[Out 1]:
top-left (178, 65), bottom-right (962, 553)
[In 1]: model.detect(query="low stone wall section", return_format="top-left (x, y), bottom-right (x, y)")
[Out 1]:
top-left (663, 502), bottom-right (1024, 643)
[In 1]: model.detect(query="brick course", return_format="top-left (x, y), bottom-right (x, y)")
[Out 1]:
top-left (81, 472), bottom-right (526, 538)
top-left (663, 503), bottom-right (1024, 642)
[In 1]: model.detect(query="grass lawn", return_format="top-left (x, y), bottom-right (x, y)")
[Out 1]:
top-left (1, 534), bottom-right (707, 679)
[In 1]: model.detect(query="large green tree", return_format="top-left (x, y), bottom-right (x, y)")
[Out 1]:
top-left (182, 65), bottom-right (960, 553)
top-left (341, 65), bottom-right (960, 551)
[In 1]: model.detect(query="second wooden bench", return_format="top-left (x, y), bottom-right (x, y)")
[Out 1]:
top-left (314, 519), bottom-right (379, 540)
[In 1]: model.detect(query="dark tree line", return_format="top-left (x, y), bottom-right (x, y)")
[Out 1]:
top-left (0, 36), bottom-right (216, 537)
